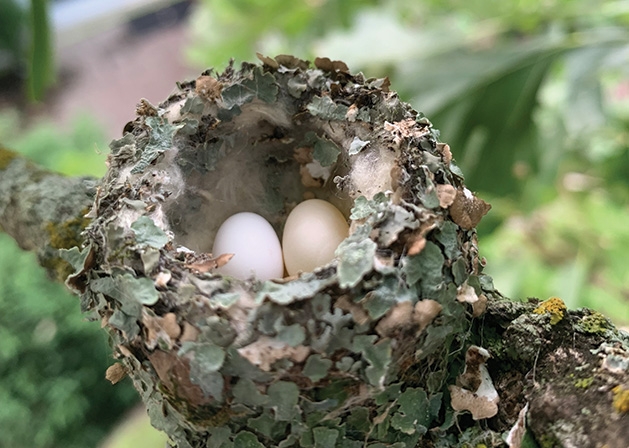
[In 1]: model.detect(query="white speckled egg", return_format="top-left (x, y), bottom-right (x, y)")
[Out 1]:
top-left (212, 212), bottom-right (284, 281)
top-left (282, 199), bottom-right (349, 276)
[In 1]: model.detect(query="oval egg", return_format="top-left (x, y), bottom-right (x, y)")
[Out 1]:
top-left (282, 199), bottom-right (349, 276)
top-left (212, 212), bottom-right (284, 281)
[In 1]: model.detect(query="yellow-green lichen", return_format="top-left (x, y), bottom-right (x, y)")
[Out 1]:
top-left (41, 254), bottom-right (76, 284)
top-left (612, 385), bottom-right (629, 413)
top-left (533, 297), bottom-right (567, 325)
top-left (45, 210), bottom-right (91, 249)
top-left (538, 434), bottom-right (560, 448)
top-left (42, 209), bottom-right (91, 282)
top-left (574, 377), bottom-right (594, 389)
top-left (0, 146), bottom-right (19, 170)
top-left (579, 311), bottom-right (611, 334)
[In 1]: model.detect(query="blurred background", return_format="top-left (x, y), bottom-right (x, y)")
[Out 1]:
top-left (1, 0), bottom-right (628, 446)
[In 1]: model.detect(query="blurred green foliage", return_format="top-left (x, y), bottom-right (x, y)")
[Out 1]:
top-left (188, 0), bottom-right (629, 323)
top-left (0, 0), bottom-right (55, 101)
top-left (0, 112), bottom-right (138, 448)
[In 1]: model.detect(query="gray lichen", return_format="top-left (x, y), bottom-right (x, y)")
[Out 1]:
top-left (69, 56), bottom-right (498, 447)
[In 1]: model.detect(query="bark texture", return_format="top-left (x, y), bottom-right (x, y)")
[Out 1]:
top-left (1, 57), bottom-right (628, 448)
top-left (0, 146), bottom-right (96, 282)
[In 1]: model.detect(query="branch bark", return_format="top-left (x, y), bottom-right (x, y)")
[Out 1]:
top-left (0, 146), bottom-right (96, 282)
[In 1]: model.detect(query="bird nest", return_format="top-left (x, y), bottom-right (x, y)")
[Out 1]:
top-left (65, 55), bottom-right (493, 447)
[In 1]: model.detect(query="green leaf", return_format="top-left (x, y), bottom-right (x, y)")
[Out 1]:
top-left (131, 216), bottom-right (169, 248)
top-left (416, 40), bottom-right (561, 196)
top-left (27, 0), bottom-right (54, 101)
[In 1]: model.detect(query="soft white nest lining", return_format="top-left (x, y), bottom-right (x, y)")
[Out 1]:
top-left (115, 98), bottom-right (398, 254)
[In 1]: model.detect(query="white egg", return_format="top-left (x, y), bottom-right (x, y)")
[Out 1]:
top-left (212, 212), bottom-right (284, 281)
top-left (282, 199), bottom-right (349, 276)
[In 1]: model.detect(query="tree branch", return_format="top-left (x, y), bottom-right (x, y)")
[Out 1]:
top-left (0, 145), bottom-right (96, 282)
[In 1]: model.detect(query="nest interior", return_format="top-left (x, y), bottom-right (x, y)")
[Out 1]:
top-left (117, 61), bottom-right (410, 255)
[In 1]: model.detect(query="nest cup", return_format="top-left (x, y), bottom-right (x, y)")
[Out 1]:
top-left (76, 56), bottom-right (492, 447)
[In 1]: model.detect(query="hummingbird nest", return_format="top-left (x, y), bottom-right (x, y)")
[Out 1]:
top-left (65, 55), bottom-right (494, 448)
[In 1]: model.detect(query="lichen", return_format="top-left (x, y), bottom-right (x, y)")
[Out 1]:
top-left (45, 209), bottom-right (91, 249)
top-left (533, 297), bottom-right (567, 325)
top-left (574, 377), bottom-right (593, 389)
top-left (612, 385), bottom-right (629, 413)
top-left (41, 208), bottom-right (92, 283)
top-left (0, 146), bottom-right (19, 170)
top-left (72, 56), bottom-right (499, 447)
top-left (578, 310), bottom-right (611, 334)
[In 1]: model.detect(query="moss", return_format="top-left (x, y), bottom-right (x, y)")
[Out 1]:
top-left (612, 385), bottom-right (629, 413)
top-left (574, 377), bottom-right (593, 389)
top-left (40, 255), bottom-right (75, 284)
top-left (578, 311), bottom-right (611, 334)
top-left (533, 297), bottom-right (567, 325)
top-left (42, 208), bottom-right (91, 282)
top-left (45, 209), bottom-right (91, 249)
top-left (538, 434), bottom-right (560, 448)
top-left (0, 146), bottom-right (19, 170)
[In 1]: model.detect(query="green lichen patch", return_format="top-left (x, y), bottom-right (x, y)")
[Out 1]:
top-left (131, 117), bottom-right (182, 174)
top-left (0, 146), bottom-right (19, 170)
top-left (306, 95), bottom-right (349, 121)
top-left (577, 310), bottom-right (612, 334)
top-left (574, 377), bottom-right (594, 388)
top-left (221, 66), bottom-right (279, 109)
top-left (131, 215), bottom-right (170, 248)
top-left (45, 210), bottom-right (91, 249)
